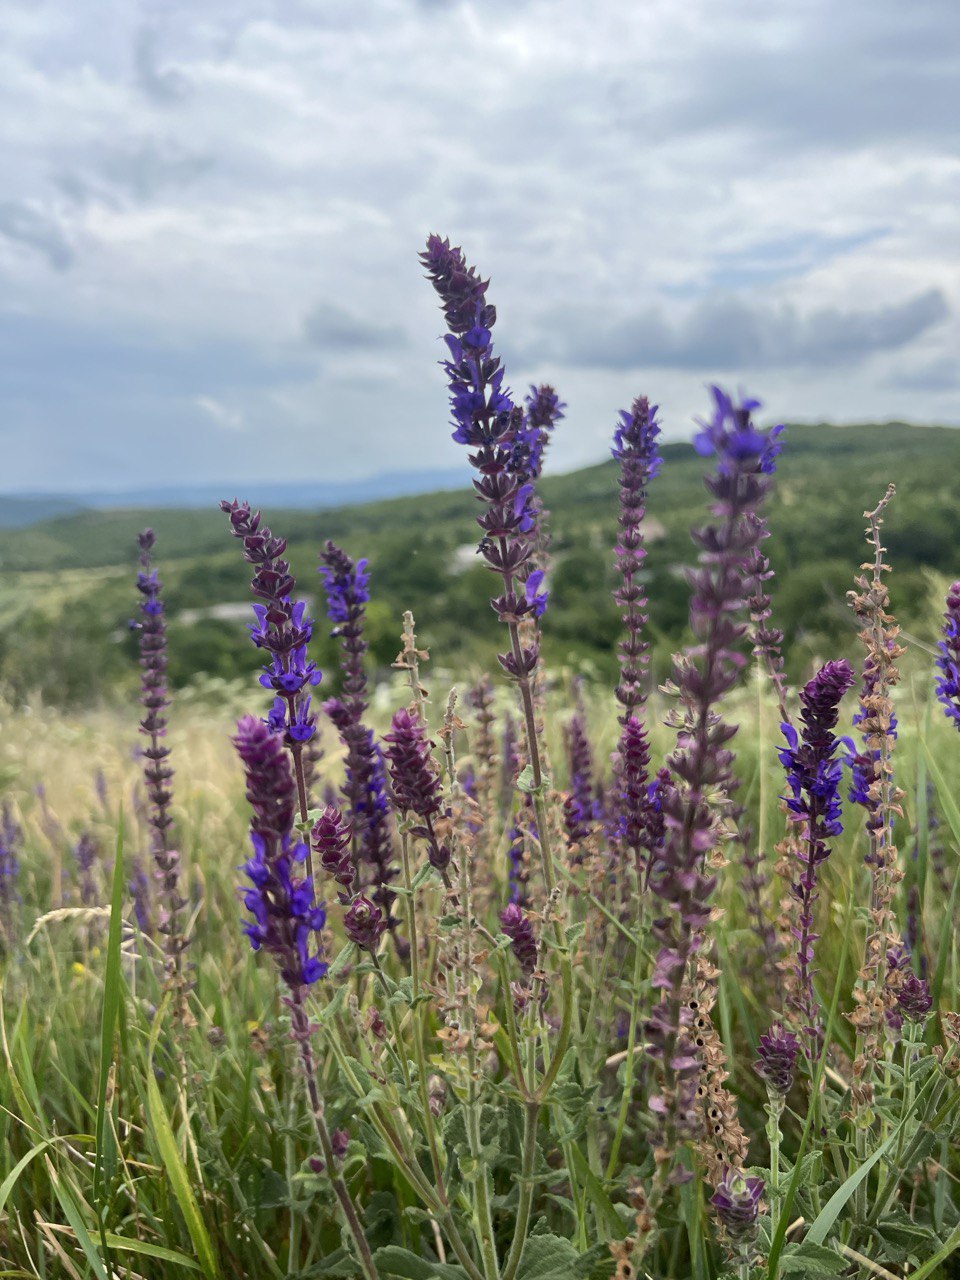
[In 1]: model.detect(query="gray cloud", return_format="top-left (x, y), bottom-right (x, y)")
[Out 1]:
top-left (0, 201), bottom-right (74, 271)
top-left (534, 290), bottom-right (950, 373)
top-left (302, 303), bottom-right (406, 354)
top-left (0, 0), bottom-right (956, 491)
top-left (133, 27), bottom-right (190, 103)
top-left (890, 356), bottom-right (960, 393)
top-left (99, 138), bottom-right (213, 201)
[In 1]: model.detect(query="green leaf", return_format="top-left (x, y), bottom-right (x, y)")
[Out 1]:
top-left (805, 1061), bottom-right (943, 1249)
top-left (516, 766), bottom-right (551, 795)
top-left (147, 1002), bottom-right (222, 1280)
top-left (902, 1223), bottom-right (960, 1279)
top-left (517, 1233), bottom-right (580, 1279)
top-left (373, 1244), bottom-right (469, 1279)
top-left (93, 815), bottom-right (126, 1227)
top-left (875, 1215), bottom-right (935, 1249)
top-left (767, 880), bottom-right (856, 1277)
top-left (44, 1157), bottom-right (110, 1280)
top-left (779, 1242), bottom-right (845, 1275)
top-left (568, 1145), bottom-right (629, 1241)
top-left (102, 1235), bottom-right (203, 1270)
top-left (804, 1130), bottom-right (899, 1247)
top-left (0, 1138), bottom-right (62, 1215)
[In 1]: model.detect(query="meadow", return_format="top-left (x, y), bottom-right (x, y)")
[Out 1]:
top-left (0, 236), bottom-right (958, 1279)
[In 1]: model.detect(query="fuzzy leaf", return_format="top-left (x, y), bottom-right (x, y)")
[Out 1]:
top-left (373, 1244), bottom-right (468, 1279)
top-left (517, 1232), bottom-right (580, 1279)
top-left (779, 1242), bottom-right (845, 1275)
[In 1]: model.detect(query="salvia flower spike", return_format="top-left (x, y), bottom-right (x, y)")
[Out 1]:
top-left (234, 716), bottom-right (328, 987)
top-left (133, 529), bottom-right (188, 991)
top-left (935, 580), bottom-right (960, 727)
top-left (610, 396), bottom-right (663, 871)
top-left (421, 233), bottom-right (548, 678)
top-left (233, 714), bottom-right (380, 1280)
top-left (779, 658), bottom-right (855, 1057)
top-left (645, 387), bottom-right (782, 1193)
top-left (319, 541), bottom-right (400, 942)
top-left (754, 1023), bottom-right (800, 1096)
top-left (0, 803), bottom-right (22, 954)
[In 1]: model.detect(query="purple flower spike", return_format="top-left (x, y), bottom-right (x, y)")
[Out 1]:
top-left (897, 972), bottom-right (933, 1023)
top-left (694, 386), bottom-right (785, 476)
top-left (754, 1023), bottom-right (800, 1095)
top-left (610, 397), bottom-right (663, 870)
top-left (935, 581), bottom-right (960, 728)
top-left (645, 388), bottom-right (782, 1178)
top-left (421, 234), bottom-right (552, 680)
top-left (500, 901), bottom-right (538, 979)
top-left (383, 709), bottom-right (442, 822)
top-left (779, 659), bottom-right (855, 1056)
top-left (0, 803), bottom-right (22, 951)
top-left (73, 832), bottom-right (101, 906)
top-left (133, 529), bottom-right (187, 981)
top-left (221, 500), bottom-right (321, 752)
top-left (711, 1166), bottom-right (764, 1240)
top-left (319, 542), bottom-right (400, 943)
top-left (344, 894), bottom-right (386, 953)
top-left (562, 690), bottom-right (600, 857)
top-left (234, 716), bottom-right (328, 989)
top-left (312, 805), bottom-right (355, 893)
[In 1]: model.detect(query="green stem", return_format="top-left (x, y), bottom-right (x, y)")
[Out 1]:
top-left (399, 829), bottom-right (447, 1194)
top-left (766, 1092), bottom-right (784, 1244)
top-left (501, 1040), bottom-right (541, 1280)
top-left (369, 951), bottom-right (413, 1093)
top-left (291, 995), bottom-right (380, 1280)
top-left (606, 885), bottom-right (645, 1180)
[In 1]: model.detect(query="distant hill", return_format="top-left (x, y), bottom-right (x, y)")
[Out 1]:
top-left (1, 420), bottom-right (958, 706)
top-left (0, 494), bottom-right (87, 529)
top-left (0, 467), bottom-right (466, 531)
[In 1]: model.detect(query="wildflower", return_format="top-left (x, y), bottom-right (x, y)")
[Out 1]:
top-left (897, 973), bottom-right (933, 1023)
top-left (846, 487), bottom-right (908, 1063)
top-left (711, 1166), bottom-right (764, 1240)
top-left (0, 803), bottom-right (22, 951)
top-left (234, 716), bottom-right (328, 988)
top-left (754, 1024), bottom-right (800, 1095)
top-left (779, 659), bottom-right (856, 1056)
top-left (612, 396), bottom-right (662, 723)
top-left (646, 388), bottom-right (782, 1184)
top-left (501, 901), bottom-right (538, 979)
top-left (133, 529), bottom-right (187, 984)
top-left (935, 581), bottom-right (960, 727)
top-left (383, 708), bottom-right (442, 824)
top-left (343, 894), bottom-right (386, 953)
top-left (421, 234), bottom-right (546, 682)
top-left (320, 542), bottom-right (399, 941)
top-left (129, 856), bottom-right (153, 935)
top-left (562, 691), bottom-right (598, 855)
top-left (221, 502), bottom-right (322, 753)
top-left (312, 805), bottom-right (355, 893)
top-left (73, 831), bottom-right (101, 906)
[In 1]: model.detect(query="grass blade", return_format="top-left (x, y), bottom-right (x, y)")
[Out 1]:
top-left (147, 1000), bottom-right (222, 1280)
top-left (92, 812), bottom-right (126, 1260)
top-left (44, 1156), bottom-right (109, 1280)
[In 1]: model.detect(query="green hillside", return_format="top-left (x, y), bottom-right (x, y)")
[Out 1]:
top-left (0, 420), bottom-right (957, 706)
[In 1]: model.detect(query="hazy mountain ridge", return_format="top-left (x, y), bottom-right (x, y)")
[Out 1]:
top-left (0, 467), bottom-right (467, 531)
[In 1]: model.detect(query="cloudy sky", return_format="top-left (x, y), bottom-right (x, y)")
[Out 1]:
top-left (1, 0), bottom-right (957, 493)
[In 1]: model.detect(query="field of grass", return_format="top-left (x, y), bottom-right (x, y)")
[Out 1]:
top-left (1, 632), bottom-right (959, 1276)
top-left (2, 385), bottom-right (960, 1279)
top-left (2, 420), bottom-right (960, 709)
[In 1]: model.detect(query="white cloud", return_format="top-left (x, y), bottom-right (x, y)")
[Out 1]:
top-left (195, 394), bottom-right (244, 430)
top-left (0, 0), bottom-right (956, 490)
